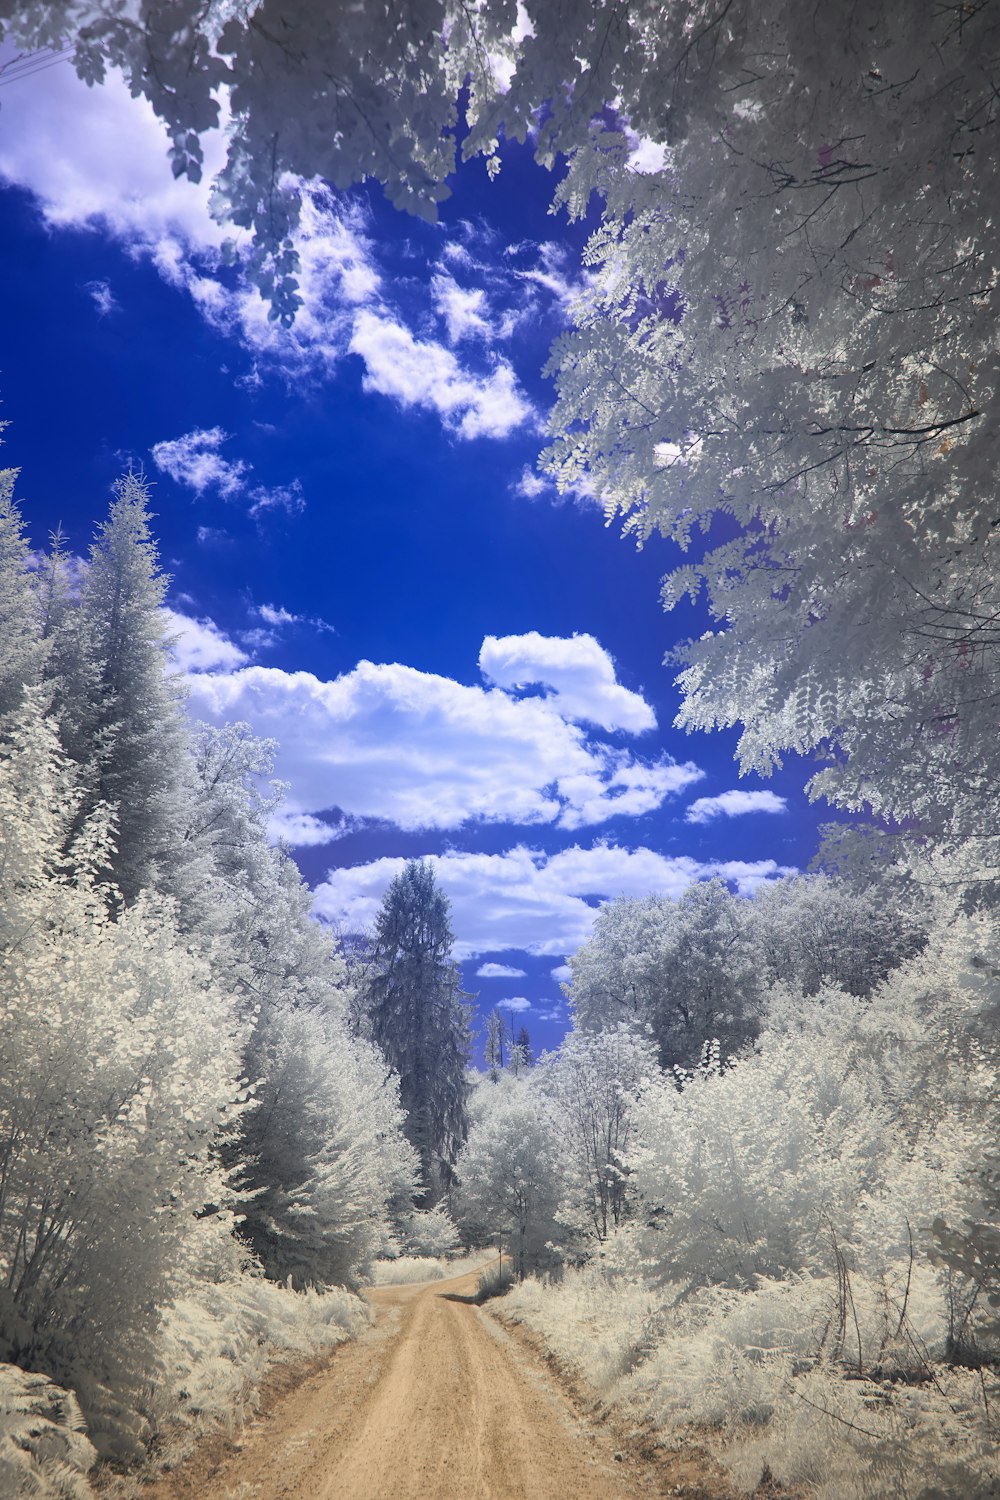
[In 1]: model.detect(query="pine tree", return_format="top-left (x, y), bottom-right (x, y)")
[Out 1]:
top-left (484, 1007), bottom-right (508, 1079)
top-left (62, 472), bottom-right (197, 905)
top-left (512, 1025), bottom-right (533, 1073)
top-left (365, 861), bottom-right (472, 1205)
top-left (0, 470), bottom-right (43, 720)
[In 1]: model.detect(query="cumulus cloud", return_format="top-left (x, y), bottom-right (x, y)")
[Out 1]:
top-left (480, 632), bottom-right (655, 734)
top-left (183, 650), bottom-right (700, 839)
top-left (161, 608), bottom-right (249, 673)
top-left (500, 997), bottom-right (532, 1013)
top-left (313, 843), bottom-right (796, 959)
top-left (550, 964), bottom-right (572, 983)
top-left (685, 789), bottom-right (788, 824)
top-left (152, 428), bottom-right (249, 500)
top-left (349, 310), bottom-right (531, 439)
top-left (476, 962), bottom-right (527, 978)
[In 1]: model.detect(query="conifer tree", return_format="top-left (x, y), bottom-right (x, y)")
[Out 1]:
top-left (62, 472), bottom-right (197, 905)
top-left (365, 861), bottom-right (472, 1205)
top-left (0, 471), bottom-right (43, 720)
top-left (484, 1007), bottom-right (508, 1079)
top-left (512, 1025), bottom-right (533, 1074)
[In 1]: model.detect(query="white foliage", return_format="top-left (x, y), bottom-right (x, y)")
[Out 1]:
top-left (455, 1075), bottom-right (562, 1278)
top-left (0, 1364), bottom-right (96, 1500)
top-left (400, 1205), bottom-right (460, 1257)
top-left (369, 1258), bottom-right (447, 1286)
top-left (500, 919), bottom-right (1000, 1497)
top-left (538, 1024), bottom-right (659, 1249)
top-left (0, 689), bottom-right (250, 1459)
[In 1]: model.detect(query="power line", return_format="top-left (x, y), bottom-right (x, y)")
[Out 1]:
top-left (0, 46), bottom-right (76, 89)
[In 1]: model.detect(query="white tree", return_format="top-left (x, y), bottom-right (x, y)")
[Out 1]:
top-left (538, 1025), bottom-right (659, 1250)
top-left (569, 880), bottom-right (762, 1069)
top-left (456, 1076), bottom-right (561, 1279)
top-left (53, 473), bottom-right (199, 907)
top-left (0, 687), bottom-right (251, 1460)
top-left (238, 1007), bottom-right (417, 1288)
top-left (536, 1), bottom-right (1000, 903)
top-left (0, 470), bottom-right (43, 720)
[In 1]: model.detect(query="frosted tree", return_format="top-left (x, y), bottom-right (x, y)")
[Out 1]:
top-left (237, 1006), bottom-right (417, 1288)
top-left (484, 1007), bottom-right (509, 1079)
top-left (749, 874), bottom-right (925, 999)
top-left (536, 2), bottom-right (1000, 904)
top-left (182, 721), bottom-right (417, 1286)
top-left (569, 880), bottom-right (762, 1069)
top-left (0, 686), bottom-right (250, 1459)
top-left (456, 1076), bottom-right (561, 1279)
top-left (539, 1024), bottom-right (658, 1249)
top-left (511, 1025), bottom-right (533, 1074)
top-left (364, 861), bottom-right (472, 1205)
top-left (0, 471), bottom-right (43, 720)
top-left (55, 473), bottom-right (198, 906)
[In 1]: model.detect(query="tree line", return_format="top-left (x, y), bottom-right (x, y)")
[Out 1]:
top-left (0, 471), bottom-right (473, 1488)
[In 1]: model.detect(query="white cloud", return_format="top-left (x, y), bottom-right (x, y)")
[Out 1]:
top-left (0, 55), bottom-right (229, 253)
top-left (349, 310), bottom-right (532, 440)
top-left (152, 427), bottom-right (249, 500)
top-left (513, 241), bottom-right (588, 311)
top-left (268, 810), bottom-right (347, 848)
top-left (431, 272), bottom-right (492, 343)
top-left (161, 609), bottom-right (248, 673)
top-left (85, 278), bottom-right (118, 316)
top-left (512, 466), bottom-right (549, 500)
top-left (248, 481), bottom-right (305, 517)
top-left (252, 601), bottom-right (336, 638)
top-left (313, 843), bottom-right (796, 959)
top-left (259, 603), bottom-right (299, 628)
top-left (480, 631), bottom-right (655, 734)
top-left (183, 650), bottom-right (700, 838)
top-left (476, 963), bottom-right (527, 978)
top-left (550, 964), bottom-right (572, 983)
top-left (500, 997), bottom-right (532, 1013)
top-left (0, 63), bottom-right (535, 444)
top-left (151, 430), bottom-right (304, 517)
top-left (685, 789), bottom-right (788, 825)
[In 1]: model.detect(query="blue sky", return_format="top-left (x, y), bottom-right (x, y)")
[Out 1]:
top-left (0, 55), bottom-right (825, 1059)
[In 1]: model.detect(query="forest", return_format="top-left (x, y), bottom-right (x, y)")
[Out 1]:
top-left (0, 0), bottom-right (998, 1497)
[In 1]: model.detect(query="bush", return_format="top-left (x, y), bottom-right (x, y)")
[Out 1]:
top-left (370, 1258), bottom-right (448, 1285)
top-left (475, 1262), bottom-right (515, 1303)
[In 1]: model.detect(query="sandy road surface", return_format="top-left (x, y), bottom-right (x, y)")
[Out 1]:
top-left (141, 1261), bottom-right (731, 1500)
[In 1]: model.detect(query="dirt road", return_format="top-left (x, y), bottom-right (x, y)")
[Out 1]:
top-left (142, 1261), bottom-right (730, 1500)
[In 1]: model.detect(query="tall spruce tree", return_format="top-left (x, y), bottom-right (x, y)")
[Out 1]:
top-left (0, 471), bottom-right (43, 719)
top-left (60, 473), bottom-right (198, 905)
top-left (365, 861), bottom-right (471, 1205)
